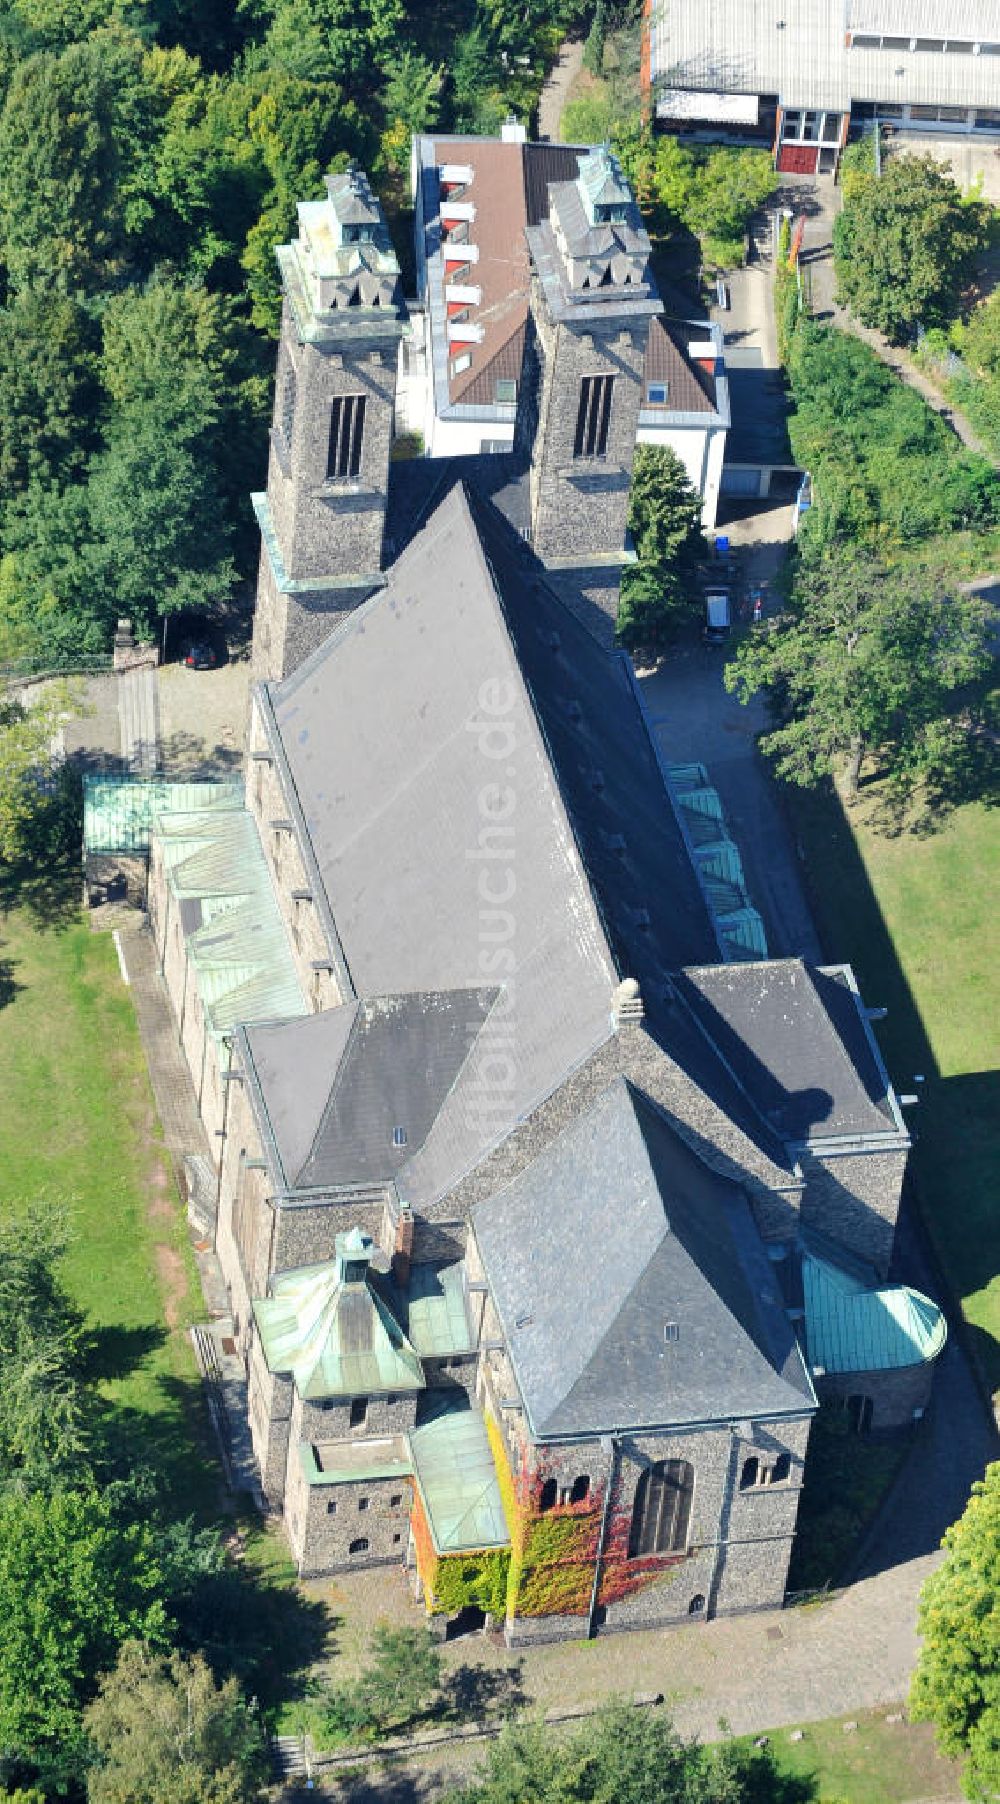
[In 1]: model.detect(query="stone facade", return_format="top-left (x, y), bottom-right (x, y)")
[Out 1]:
top-left (816, 1361), bottom-right (935, 1432)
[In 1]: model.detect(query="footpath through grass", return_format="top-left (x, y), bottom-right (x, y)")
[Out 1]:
top-left (0, 904), bottom-right (218, 1511)
top-left (786, 784), bottom-right (1000, 1397)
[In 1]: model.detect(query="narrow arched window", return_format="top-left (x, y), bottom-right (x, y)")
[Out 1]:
top-left (628, 1461), bottom-right (693, 1558)
top-left (740, 1456), bottom-right (759, 1490)
top-left (771, 1453), bottom-right (791, 1484)
top-left (569, 1474), bottom-right (590, 1505)
top-left (349, 1537), bottom-right (369, 1556)
top-left (688, 1593), bottom-right (706, 1614)
top-left (539, 1477), bottom-right (557, 1513)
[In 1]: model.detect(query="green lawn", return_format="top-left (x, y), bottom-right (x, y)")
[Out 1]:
top-left (740, 1708), bottom-right (961, 1803)
top-left (786, 785), bottom-right (1000, 1396)
top-left (0, 904), bottom-right (218, 1510)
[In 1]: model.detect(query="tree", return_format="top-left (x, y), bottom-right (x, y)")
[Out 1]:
top-left (911, 1464), bottom-right (1000, 1802)
top-left (582, 0), bottom-right (605, 77)
top-left (442, 1702), bottom-right (787, 1803)
top-left (0, 41), bottom-right (121, 290)
top-left (0, 1202), bottom-right (92, 1494)
top-left (0, 290), bottom-right (99, 508)
top-left (84, 1640), bottom-right (267, 1804)
top-left (652, 140), bottom-right (776, 268)
top-left (833, 154), bottom-right (989, 344)
top-left (0, 685), bottom-right (81, 867)
top-left (380, 48), bottom-right (442, 170)
top-left (724, 551), bottom-right (994, 798)
top-left (0, 1488), bottom-right (169, 1786)
top-left (617, 445), bottom-right (706, 652)
top-left (321, 1623), bottom-right (442, 1743)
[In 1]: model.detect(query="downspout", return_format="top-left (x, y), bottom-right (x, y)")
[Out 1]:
top-left (214, 1034), bottom-right (233, 1246)
top-left (587, 1434), bottom-right (618, 1638)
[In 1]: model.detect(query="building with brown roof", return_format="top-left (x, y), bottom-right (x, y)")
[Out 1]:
top-left (406, 124), bottom-right (730, 526)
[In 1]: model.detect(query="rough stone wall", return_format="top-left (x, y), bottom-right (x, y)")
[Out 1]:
top-left (799, 1147), bottom-right (908, 1277)
top-left (250, 541), bottom-right (289, 688)
top-left (287, 1464), bottom-right (412, 1576)
top-left (85, 852), bottom-right (148, 907)
top-left (817, 1361), bottom-right (934, 1431)
top-left (541, 566), bottom-right (623, 648)
top-left (528, 285), bottom-right (649, 569)
top-left (247, 1329), bottom-right (293, 1505)
top-left (272, 1196), bottom-right (388, 1274)
top-left (266, 305), bottom-right (398, 583)
top-left (245, 700), bottom-right (343, 1013)
top-left (298, 1391), bottom-right (420, 1443)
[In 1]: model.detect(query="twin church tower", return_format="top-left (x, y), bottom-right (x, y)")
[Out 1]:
top-left (251, 154), bottom-right (664, 682)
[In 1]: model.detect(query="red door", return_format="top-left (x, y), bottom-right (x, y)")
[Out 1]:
top-left (778, 143), bottom-right (820, 175)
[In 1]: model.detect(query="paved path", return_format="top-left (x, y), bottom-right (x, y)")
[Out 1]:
top-left (118, 666), bottom-right (160, 773)
top-left (638, 506), bottom-right (822, 963)
top-left (537, 37), bottom-right (583, 141)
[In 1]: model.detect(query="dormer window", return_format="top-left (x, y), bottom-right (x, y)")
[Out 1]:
top-left (647, 382), bottom-right (667, 405)
top-left (495, 378), bottom-right (517, 405)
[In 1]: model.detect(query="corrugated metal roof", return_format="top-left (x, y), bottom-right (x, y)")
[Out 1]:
top-left (254, 1250), bottom-right (425, 1400)
top-left (804, 1252), bottom-right (947, 1373)
top-left (155, 797), bottom-right (306, 1040)
top-left (83, 775), bottom-right (241, 853)
top-left (409, 1400), bottom-right (510, 1553)
top-left (650, 0), bottom-right (1000, 111)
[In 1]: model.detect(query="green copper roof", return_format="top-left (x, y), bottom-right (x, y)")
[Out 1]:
top-left (255, 1234), bottom-right (425, 1400)
top-left (409, 1400), bottom-right (510, 1555)
top-left (83, 775), bottom-right (241, 853)
top-left (155, 798), bottom-right (306, 1040)
top-left (667, 764), bottom-right (767, 965)
top-left (804, 1253), bottom-right (947, 1375)
top-left (404, 1262), bottom-right (475, 1359)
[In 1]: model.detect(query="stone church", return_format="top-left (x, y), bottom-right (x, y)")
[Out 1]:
top-left (147, 148), bottom-right (945, 1643)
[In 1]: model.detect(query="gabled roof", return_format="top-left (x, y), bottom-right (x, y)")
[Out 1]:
top-left (674, 961), bottom-right (904, 1146)
top-left (473, 1078), bottom-right (815, 1438)
top-left (254, 1233), bottom-right (425, 1400)
top-left (243, 989), bottom-right (497, 1192)
top-left (644, 318), bottom-right (717, 414)
top-left (266, 485), bottom-right (620, 1206)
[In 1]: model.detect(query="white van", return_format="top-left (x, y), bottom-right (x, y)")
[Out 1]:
top-left (704, 589), bottom-right (732, 644)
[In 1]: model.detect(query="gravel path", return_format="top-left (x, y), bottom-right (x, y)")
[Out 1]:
top-left (536, 37), bottom-right (583, 141)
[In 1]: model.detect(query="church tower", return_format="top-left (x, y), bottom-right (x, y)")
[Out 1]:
top-left (523, 149), bottom-right (662, 645)
top-left (251, 168), bottom-right (408, 683)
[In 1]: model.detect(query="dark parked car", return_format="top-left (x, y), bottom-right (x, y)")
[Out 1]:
top-left (181, 640), bottom-right (218, 670)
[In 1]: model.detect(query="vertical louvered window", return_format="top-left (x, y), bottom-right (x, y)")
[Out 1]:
top-left (327, 393), bottom-right (366, 479)
top-left (573, 374), bottom-right (614, 458)
top-left (280, 363), bottom-right (297, 448)
top-left (628, 1460), bottom-right (693, 1557)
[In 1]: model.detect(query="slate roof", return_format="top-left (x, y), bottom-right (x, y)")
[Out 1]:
top-left (674, 961), bottom-right (904, 1146)
top-left (266, 485), bottom-right (620, 1205)
top-left (473, 1078), bottom-right (815, 1437)
top-left (242, 989), bottom-right (497, 1191)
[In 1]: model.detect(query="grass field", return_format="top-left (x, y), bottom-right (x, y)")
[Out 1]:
top-left (740, 1708), bottom-right (960, 1803)
top-left (0, 903), bottom-right (218, 1510)
top-left (786, 784), bottom-right (1000, 1396)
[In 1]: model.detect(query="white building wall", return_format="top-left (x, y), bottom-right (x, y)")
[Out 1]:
top-left (636, 421), bottom-right (725, 530)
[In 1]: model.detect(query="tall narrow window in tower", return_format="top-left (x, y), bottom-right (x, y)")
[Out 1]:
top-left (327, 394), bottom-right (367, 480)
top-left (628, 1459), bottom-right (694, 1557)
top-left (280, 364), bottom-right (297, 449)
top-left (573, 374), bottom-right (614, 458)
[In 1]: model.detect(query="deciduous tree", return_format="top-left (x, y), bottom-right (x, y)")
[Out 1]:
top-left (724, 551), bottom-right (993, 798)
top-left (833, 154), bottom-right (988, 343)
top-left (84, 1641), bottom-right (267, 1804)
top-left (617, 445), bottom-right (706, 651)
top-left (911, 1464), bottom-right (1000, 1802)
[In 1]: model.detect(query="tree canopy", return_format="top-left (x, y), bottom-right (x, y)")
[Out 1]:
top-left (617, 445), bottom-right (706, 653)
top-left (833, 153), bottom-right (989, 344)
top-left (724, 550), bottom-right (993, 799)
top-left (911, 1464), bottom-right (1000, 1802)
top-left (442, 1703), bottom-right (794, 1804)
top-left (84, 1640), bottom-right (268, 1804)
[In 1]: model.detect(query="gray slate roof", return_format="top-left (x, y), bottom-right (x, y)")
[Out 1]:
top-left (244, 989), bottom-right (497, 1190)
top-left (267, 486), bottom-right (620, 1203)
top-left (674, 961), bottom-right (903, 1146)
top-left (473, 1078), bottom-right (814, 1437)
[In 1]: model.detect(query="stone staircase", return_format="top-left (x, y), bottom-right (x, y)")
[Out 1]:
top-left (189, 1321), bottom-right (262, 1502)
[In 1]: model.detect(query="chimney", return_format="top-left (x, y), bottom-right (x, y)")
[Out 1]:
top-left (611, 976), bottom-right (644, 1028)
top-left (391, 1202), bottom-right (414, 1292)
top-left (501, 115), bottom-right (527, 144)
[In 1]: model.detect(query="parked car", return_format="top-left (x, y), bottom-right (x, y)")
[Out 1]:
top-left (181, 639), bottom-right (219, 670)
top-left (704, 588), bottom-right (732, 645)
